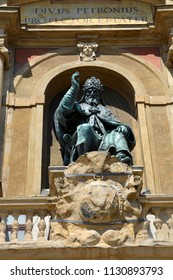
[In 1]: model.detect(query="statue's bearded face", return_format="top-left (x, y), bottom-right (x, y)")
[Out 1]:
top-left (84, 88), bottom-right (101, 105)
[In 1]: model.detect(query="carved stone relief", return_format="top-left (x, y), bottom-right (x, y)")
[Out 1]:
top-left (151, 208), bottom-right (173, 244)
top-left (135, 220), bottom-right (153, 245)
top-left (77, 41), bottom-right (98, 62)
top-left (153, 218), bottom-right (168, 241)
top-left (167, 217), bottom-right (173, 241)
top-left (49, 151), bottom-right (152, 247)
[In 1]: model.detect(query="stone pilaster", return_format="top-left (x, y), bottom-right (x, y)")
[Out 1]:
top-left (0, 43), bottom-right (10, 117)
top-left (0, 39), bottom-right (10, 190)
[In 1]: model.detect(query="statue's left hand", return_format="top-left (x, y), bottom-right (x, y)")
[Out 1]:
top-left (116, 125), bottom-right (128, 136)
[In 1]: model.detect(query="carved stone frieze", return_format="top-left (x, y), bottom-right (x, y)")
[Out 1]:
top-left (49, 151), bottom-right (151, 247)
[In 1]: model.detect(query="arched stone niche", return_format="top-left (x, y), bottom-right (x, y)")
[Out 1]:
top-left (3, 49), bottom-right (171, 197)
top-left (42, 66), bottom-right (138, 188)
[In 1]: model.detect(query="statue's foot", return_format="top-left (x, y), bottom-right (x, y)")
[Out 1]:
top-left (116, 152), bottom-right (132, 166)
top-left (120, 156), bottom-right (132, 165)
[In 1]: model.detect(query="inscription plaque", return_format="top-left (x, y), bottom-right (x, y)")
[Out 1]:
top-left (21, 0), bottom-right (153, 27)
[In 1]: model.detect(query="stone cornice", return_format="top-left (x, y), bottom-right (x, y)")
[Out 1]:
top-left (136, 95), bottom-right (173, 105)
top-left (0, 196), bottom-right (58, 211)
top-left (7, 0), bottom-right (40, 5)
top-left (1, 243), bottom-right (173, 260)
top-left (6, 0), bottom-right (165, 7)
top-left (4, 95), bottom-right (173, 107)
top-left (0, 2), bottom-right (172, 47)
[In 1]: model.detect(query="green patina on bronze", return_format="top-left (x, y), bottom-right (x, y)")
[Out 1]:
top-left (54, 71), bottom-right (135, 166)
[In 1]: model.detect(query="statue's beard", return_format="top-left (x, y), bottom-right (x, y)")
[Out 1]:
top-left (86, 98), bottom-right (99, 106)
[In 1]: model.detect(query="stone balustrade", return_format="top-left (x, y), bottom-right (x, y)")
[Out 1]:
top-left (0, 196), bottom-right (57, 243)
top-left (0, 194), bottom-right (173, 260)
top-left (0, 195), bottom-right (173, 245)
top-left (140, 195), bottom-right (173, 244)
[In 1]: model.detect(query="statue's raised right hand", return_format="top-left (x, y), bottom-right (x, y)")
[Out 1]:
top-left (71, 71), bottom-right (80, 91)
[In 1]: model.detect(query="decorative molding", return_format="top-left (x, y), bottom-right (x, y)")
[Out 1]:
top-left (5, 96), bottom-right (45, 107)
top-left (7, 1), bottom-right (165, 6)
top-left (9, 78), bottom-right (170, 109)
top-left (136, 95), bottom-right (173, 105)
